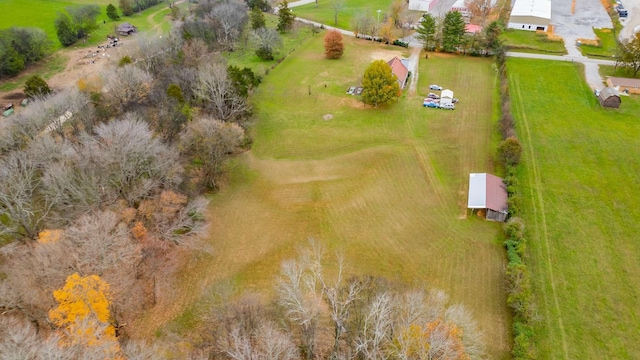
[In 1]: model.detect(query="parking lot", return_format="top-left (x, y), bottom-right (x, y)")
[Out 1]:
top-left (551, 0), bottom-right (612, 54)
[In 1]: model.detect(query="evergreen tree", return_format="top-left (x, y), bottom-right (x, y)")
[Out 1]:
top-left (106, 4), bottom-right (120, 20)
top-left (361, 60), bottom-right (400, 107)
top-left (23, 75), bottom-right (52, 98)
top-left (1, 46), bottom-right (25, 76)
top-left (250, 6), bottom-right (266, 30)
top-left (482, 21), bottom-right (503, 54)
top-left (277, 0), bottom-right (295, 33)
top-left (415, 13), bottom-right (438, 51)
top-left (441, 11), bottom-right (465, 53)
top-left (55, 13), bottom-right (77, 47)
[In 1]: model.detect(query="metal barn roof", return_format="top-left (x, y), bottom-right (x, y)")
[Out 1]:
top-left (467, 173), bottom-right (508, 212)
top-left (510, 0), bottom-right (551, 20)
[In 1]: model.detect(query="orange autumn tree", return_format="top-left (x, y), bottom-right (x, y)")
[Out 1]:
top-left (324, 30), bottom-right (344, 59)
top-left (49, 273), bottom-right (120, 353)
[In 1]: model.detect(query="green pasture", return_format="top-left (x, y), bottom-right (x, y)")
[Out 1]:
top-left (579, 28), bottom-right (620, 58)
top-left (599, 64), bottom-right (640, 79)
top-left (149, 36), bottom-right (511, 358)
top-left (293, 0), bottom-right (393, 30)
top-left (0, 0), bottom-right (173, 49)
top-left (508, 58), bottom-right (640, 359)
top-left (501, 29), bottom-right (567, 54)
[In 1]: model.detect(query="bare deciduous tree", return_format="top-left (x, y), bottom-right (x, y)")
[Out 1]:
top-left (180, 117), bottom-right (244, 189)
top-left (464, 0), bottom-right (494, 25)
top-left (86, 115), bottom-right (183, 205)
top-left (195, 63), bottom-right (250, 122)
top-left (276, 250), bottom-right (323, 360)
top-left (102, 65), bottom-right (154, 114)
top-left (0, 151), bottom-right (54, 239)
top-left (354, 292), bottom-right (394, 359)
top-left (209, 0), bottom-right (248, 51)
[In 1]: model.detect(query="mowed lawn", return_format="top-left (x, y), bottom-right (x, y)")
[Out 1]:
top-left (508, 58), bottom-right (640, 358)
top-left (143, 36), bottom-right (511, 358)
top-left (293, 0), bottom-right (393, 30)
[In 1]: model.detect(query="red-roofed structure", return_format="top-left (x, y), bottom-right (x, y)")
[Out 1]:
top-left (387, 57), bottom-right (409, 89)
top-left (465, 24), bottom-right (483, 33)
top-left (468, 173), bottom-right (508, 222)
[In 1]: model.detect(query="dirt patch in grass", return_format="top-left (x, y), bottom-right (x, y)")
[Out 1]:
top-left (369, 48), bottom-right (405, 61)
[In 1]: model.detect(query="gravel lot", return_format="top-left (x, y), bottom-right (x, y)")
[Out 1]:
top-left (620, 0), bottom-right (640, 40)
top-left (551, 0), bottom-right (612, 55)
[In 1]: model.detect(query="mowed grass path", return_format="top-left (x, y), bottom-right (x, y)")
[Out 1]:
top-left (146, 36), bottom-right (511, 358)
top-left (508, 58), bottom-right (640, 359)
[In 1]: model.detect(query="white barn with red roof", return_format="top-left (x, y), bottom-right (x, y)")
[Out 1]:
top-left (468, 173), bottom-right (509, 222)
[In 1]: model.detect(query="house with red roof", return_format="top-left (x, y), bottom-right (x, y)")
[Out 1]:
top-left (387, 57), bottom-right (409, 89)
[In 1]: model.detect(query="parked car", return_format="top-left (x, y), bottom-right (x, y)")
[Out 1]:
top-left (428, 93), bottom-right (440, 99)
top-left (439, 103), bottom-right (455, 110)
top-left (424, 101), bottom-right (439, 108)
top-left (346, 86), bottom-right (356, 95)
top-left (429, 84), bottom-right (443, 91)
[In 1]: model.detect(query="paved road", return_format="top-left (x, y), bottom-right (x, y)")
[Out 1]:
top-left (288, 0), bottom-right (316, 7)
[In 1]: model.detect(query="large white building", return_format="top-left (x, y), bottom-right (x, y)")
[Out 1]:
top-left (507, 0), bottom-right (551, 31)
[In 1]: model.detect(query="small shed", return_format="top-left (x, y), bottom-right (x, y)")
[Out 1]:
top-left (441, 89), bottom-right (454, 105)
top-left (468, 173), bottom-right (508, 222)
top-left (116, 22), bottom-right (137, 36)
top-left (606, 76), bottom-right (640, 94)
top-left (598, 87), bottom-right (621, 108)
top-left (387, 57), bottom-right (409, 89)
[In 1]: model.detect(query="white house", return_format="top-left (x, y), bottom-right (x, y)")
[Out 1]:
top-left (409, 0), bottom-right (439, 12)
top-left (451, 0), bottom-right (471, 17)
top-left (507, 0), bottom-right (551, 31)
top-left (440, 89), bottom-right (454, 105)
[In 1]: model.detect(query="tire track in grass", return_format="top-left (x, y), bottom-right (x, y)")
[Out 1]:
top-left (512, 75), bottom-right (569, 359)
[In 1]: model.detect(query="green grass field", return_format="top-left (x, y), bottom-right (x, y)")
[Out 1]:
top-left (293, 0), bottom-right (394, 30)
top-left (508, 58), bottom-right (640, 359)
top-left (600, 64), bottom-right (640, 79)
top-left (579, 28), bottom-right (619, 58)
top-left (0, 0), bottom-right (173, 49)
top-left (141, 36), bottom-right (511, 358)
top-left (501, 29), bottom-right (567, 54)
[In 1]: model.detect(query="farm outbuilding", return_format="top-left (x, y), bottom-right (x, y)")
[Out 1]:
top-left (116, 22), bottom-right (137, 36)
top-left (598, 87), bottom-right (621, 108)
top-left (507, 0), bottom-right (551, 31)
top-left (441, 89), bottom-right (453, 105)
top-left (606, 76), bottom-right (640, 94)
top-left (387, 57), bottom-right (409, 89)
top-left (467, 173), bottom-right (508, 222)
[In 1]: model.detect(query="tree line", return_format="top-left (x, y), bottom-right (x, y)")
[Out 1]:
top-left (415, 13), bottom-right (503, 55)
top-left (0, 19), bottom-right (254, 355)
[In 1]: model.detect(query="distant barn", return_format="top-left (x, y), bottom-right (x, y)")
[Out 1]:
top-left (116, 22), bottom-right (137, 36)
top-left (598, 87), bottom-right (621, 109)
top-left (467, 173), bottom-right (509, 222)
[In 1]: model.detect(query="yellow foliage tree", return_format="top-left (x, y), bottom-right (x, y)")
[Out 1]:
top-left (37, 229), bottom-right (64, 244)
top-left (49, 273), bottom-right (120, 354)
